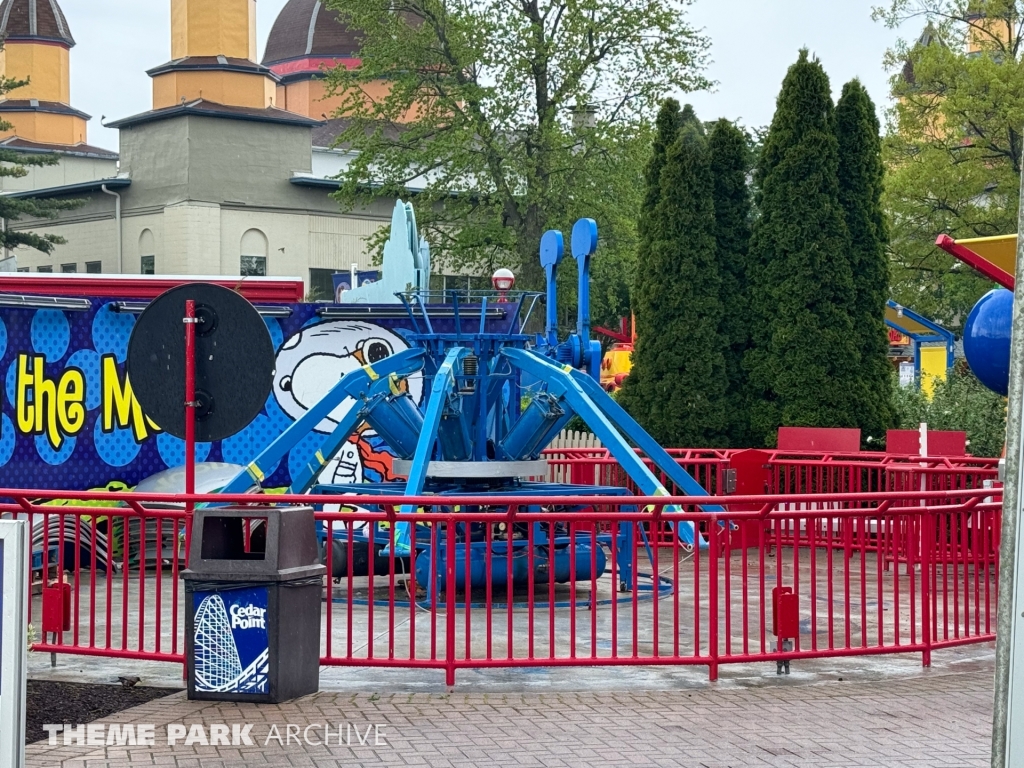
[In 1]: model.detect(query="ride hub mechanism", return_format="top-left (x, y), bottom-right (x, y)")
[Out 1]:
top-left (219, 218), bottom-right (723, 603)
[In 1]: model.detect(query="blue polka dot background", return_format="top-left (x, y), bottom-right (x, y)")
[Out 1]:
top-left (0, 298), bottom-right (510, 492)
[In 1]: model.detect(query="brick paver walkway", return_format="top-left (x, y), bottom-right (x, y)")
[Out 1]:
top-left (27, 668), bottom-right (995, 767)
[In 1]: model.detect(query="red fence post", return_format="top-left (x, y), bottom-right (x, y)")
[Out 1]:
top-left (921, 510), bottom-right (933, 668)
top-left (709, 515), bottom-right (719, 682)
top-left (445, 514), bottom-right (457, 687)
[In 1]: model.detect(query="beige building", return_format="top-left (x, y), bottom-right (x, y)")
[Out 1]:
top-left (0, 0), bottom-right (414, 297)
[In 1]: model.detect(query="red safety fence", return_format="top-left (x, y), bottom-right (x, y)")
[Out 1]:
top-left (0, 481), bottom-right (1001, 686)
top-left (542, 447), bottom-right (999, 493)
top-left (543, 448), bottom-right (1001, 548)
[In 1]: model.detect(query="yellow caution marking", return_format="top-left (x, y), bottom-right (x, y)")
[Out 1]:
top-left (363, 364), bottom-right (379, 381)
top-left (315, 451), bottom-right (326, 466)
top-left (562, 364), bottom-right (573, 373)
top-left (389, 374), bottom-right (403, 396)
top-left (646, 486), bottom-right (670, 513)
top-left (247, 463), bottom-right (265, 483)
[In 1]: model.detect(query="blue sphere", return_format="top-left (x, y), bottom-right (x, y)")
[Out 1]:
top-left (963, 288), bottom-right (1013, 396)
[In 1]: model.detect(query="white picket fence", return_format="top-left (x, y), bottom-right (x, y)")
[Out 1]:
top-left (549, 430), bottom-right (603, 451)
top-left (545, 430), bottom-right (604, 483)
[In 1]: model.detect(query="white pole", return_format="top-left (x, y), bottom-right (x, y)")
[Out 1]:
top-left (991, 160), bottom-right (1024, 768)
top-left (0, 520), bottom-right (29, 767)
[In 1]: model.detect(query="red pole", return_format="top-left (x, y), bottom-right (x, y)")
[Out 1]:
top-left (445, 516), bottom-right (457, 687)
top-left (921, 511), bottom-right (933, 667)
top-left (709, 515), bottom-right (719, 681)
top-left (183, 299), bottom-right (197, 565)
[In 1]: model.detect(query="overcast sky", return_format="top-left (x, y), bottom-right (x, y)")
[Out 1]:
top-left (59, 0), bottom-right (913, 152)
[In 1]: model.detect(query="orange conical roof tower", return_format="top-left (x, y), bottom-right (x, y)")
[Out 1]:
top-left (149, 0), bottom-right (279, 111)
top-left (0, 0), bottom-right (90, 146)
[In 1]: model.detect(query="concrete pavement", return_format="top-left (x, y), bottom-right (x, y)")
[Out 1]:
top-left (27, 657), bottom-right (997, 767)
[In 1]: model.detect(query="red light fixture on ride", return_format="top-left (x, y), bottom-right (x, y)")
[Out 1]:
top-left (492, 268), bottom-right (515, 302)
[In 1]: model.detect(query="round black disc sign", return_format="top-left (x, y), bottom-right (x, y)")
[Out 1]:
top-left (126, 283), bottom-right (275, 442)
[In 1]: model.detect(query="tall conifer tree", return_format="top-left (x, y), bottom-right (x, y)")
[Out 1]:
top-left (836, 80), bottom-right (895, 442)
top-left (637, 101), bottom-right (681, 245)
top-left (708, 119), bottom-right (754, 447)
top-left (745, 51), bottom-right (860, 445)
top-left (621, 121), bottom-right (728, 446)
top-left (620, 99), bottom-right (681, 429)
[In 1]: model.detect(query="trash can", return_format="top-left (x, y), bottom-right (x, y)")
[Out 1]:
top-left (183, 506), bottom-right (325, 703)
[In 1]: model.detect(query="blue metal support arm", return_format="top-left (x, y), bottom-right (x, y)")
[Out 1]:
top-left (218, 348), bottom-right (426, 495)
top-left (288, 391), bottom-right (389, 495)
top-left (502, 348), bottom-right (702, 547)
top-left (564, 365), bottom-right (724, 512)
top-left (391, 346), bottom-right (470, 554)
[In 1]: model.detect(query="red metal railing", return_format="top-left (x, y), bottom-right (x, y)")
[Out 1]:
top-left (543, 448), bottom-right (1000, 550)
top-left (2, 480), bottom-right (1001, 686)
top-left (542, 447), bottom-right (998, 494)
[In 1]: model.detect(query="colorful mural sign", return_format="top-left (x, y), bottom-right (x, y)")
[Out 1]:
top-left (0, 299), bottom-right (484, 492)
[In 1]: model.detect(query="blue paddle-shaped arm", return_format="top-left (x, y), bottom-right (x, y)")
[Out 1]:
top-left (218, 348), bottom-right (426, 496)
top-left (541, 230), bottom-right (564, 346)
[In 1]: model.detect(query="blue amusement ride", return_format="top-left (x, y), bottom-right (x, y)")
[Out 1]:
top-left (218, 218), bottom-right (720, 603)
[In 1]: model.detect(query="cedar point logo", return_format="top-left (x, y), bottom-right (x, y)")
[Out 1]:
top-left (193, 595), bottom-right (269, 694)
top-left (230, 604), bottom-right (267, 630)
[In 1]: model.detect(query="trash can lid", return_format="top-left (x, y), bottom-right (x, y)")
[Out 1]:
top-left (186, 506), bottom-right (324, 578)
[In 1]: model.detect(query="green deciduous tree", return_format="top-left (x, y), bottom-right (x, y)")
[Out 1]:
top-left (619, 119), bottom-right (728, 447)
top-left (323, 0), bottom-right (709, 312)
top-left (836, 79), bottom-right (896, 442)
top-left (745, 50), bottom-right (862, 445)
top-left (873, 0), bottom-right (1022, 330)
top-left (708, 119), bottom-right (754, 447)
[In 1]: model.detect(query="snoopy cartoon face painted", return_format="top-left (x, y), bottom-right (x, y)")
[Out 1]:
top-left (274, 321), bottom-right (422, 434)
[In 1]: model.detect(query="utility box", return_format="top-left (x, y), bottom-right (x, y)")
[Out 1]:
top-left (42, 579), bottom-right (71, 635)
top-left (183, 506), bottom-right (325, 704)
top-left (772, 586), bottom-right (800, 639)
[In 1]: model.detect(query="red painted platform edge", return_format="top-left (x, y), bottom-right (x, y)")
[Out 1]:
top-left (777, 427), bottom-right (862, 453)
top-left (0, 274), bottom-right (305, 302)
top-left (886, 429), bottom-right (967, 457)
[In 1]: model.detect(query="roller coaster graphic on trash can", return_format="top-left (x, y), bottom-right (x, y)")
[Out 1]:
top-left (192, 586), bottom-right (270, 695)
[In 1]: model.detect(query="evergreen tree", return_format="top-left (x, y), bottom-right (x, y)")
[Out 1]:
top-left (620, 122), bottom-right (728, 447)
top-left (708, 119), bottom-right (754, 447)
top-left (679, 104), bottom-right (704, 135)
top-left (637, 100), bottom-right (681, 243)
top-left (745, 50), bottom-right (860, 445)
top-left (619, 99), bottom-right (680, 428)
top-left (835, 79), bottom-right (895, 442)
